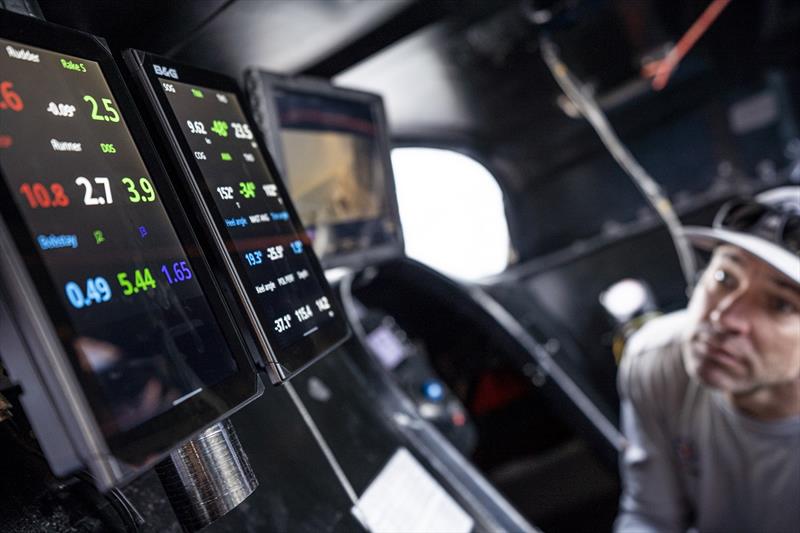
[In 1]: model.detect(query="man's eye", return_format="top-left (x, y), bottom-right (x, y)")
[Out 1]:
top-left (768, 296), bottom-right (799, 315)
top-left (712, 268), bottom-right (737, 290)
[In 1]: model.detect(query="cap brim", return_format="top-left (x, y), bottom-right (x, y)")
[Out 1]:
top-left (682, 226), bottom-right (800, 285)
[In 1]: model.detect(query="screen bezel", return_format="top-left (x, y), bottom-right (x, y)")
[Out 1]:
top-left (0, 12), bottom-right (261, 465)
top-left (245, 70), bottom-right (405, 270)
top-left (125, 50), bottom-right (350, 383)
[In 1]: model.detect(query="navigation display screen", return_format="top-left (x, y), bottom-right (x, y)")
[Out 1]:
top-left (271, 88), bottom-right (400, 262)
top-left (151, 74), bottom-right (346, 368)
top-left (0, 38), bottom-right (245, 438)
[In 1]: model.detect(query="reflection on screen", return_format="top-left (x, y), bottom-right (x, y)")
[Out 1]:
top-left (282, 130), bottom-right (382, 226)
top-left (273, 89), bottom-right (398, 261)
top-left (0, 39), bottom-right (238, 437)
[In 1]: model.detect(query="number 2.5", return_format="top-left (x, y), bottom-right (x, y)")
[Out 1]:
top-left (83, 95), bottom-right (120, 123)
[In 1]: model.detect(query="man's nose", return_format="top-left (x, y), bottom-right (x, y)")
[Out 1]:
top-left (709, 293), bottom-right (751, 336)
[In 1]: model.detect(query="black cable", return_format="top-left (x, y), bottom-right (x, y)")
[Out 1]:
top-left (75, 472), bottom-right (143, 533)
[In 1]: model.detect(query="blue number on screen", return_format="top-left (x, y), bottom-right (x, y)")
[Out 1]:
top-left (65, 277), bottom-right (111, 308)
top-left (93, 277), bottom-right (112, 302)
top-left (161, 261), bottom-right (193, 284)
top-left (85, 278), bottom-right (101, 303)
top-left (173, 260), bottom-right (192, 281)
top-left (245, 250), bottom-right (263, 266)
top-left (65, 281), bottom-right (85, 308)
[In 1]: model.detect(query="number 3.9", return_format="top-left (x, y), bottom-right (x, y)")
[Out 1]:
top-left (122, 177), bottom-right (156, 203)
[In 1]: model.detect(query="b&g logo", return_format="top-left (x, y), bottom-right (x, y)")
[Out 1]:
top-left (153, 64), bottom-right (179, 79)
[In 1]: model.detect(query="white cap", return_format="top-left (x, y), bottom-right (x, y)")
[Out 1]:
top-left (681, 186), bottom-right (800, 285)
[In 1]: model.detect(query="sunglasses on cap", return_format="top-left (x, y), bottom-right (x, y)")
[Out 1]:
top-left (714, 198), bottom-right (800, 255)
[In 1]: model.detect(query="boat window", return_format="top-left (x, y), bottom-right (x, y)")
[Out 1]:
top-left (391, 147), bottom-right (510, 280)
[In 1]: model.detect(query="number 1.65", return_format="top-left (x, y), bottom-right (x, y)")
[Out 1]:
top-left (162, 261), bottom-right (192, 285)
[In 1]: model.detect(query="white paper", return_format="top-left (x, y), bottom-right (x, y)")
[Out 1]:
top-left (353, 447), bottom-right (474, 533)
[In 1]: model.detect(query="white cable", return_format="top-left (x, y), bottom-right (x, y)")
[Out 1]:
top-left (540, 37), bottom-right (697, 290)
top-left (283, 380), bottom-right (372, 531)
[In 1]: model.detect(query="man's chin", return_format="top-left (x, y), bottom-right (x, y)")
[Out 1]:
top-left (695, 363), bottom-right (731, 389)
top-left (683, 341), bottom-right (747, 390)
top-left (694, 360), bottom-right (751, 392)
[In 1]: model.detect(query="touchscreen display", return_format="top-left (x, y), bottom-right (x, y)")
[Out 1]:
top-left (272, 89), bottom-right (399, 260)
top-left (156, 78), bottom-right (339, 352)
top-left (0, 39), bottom-right (240, 437)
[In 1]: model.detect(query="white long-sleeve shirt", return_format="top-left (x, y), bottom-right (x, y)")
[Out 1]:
top-left (615, 311), bottom-right (800, 533)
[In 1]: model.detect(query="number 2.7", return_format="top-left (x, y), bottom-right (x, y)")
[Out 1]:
top-left (75, 176), bottom-right (112, 206)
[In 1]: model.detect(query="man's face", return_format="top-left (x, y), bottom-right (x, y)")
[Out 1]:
top-left (682, 245), bottom-right (800, 393)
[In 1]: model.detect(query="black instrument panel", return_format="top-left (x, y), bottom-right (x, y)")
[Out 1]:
top-left (125, 50), bottom-right (350, 383)
top-left (0, 11), bottom-right (261, 482)
top-left (246, 70), bottom-right (404, 269)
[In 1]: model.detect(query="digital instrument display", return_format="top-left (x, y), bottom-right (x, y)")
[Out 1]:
top-left (277, 93), bottom-right (385, 227)
top-left (246, 71), bottom-right (403, 267)
top-left (0, 36), bottom-right (258, 450)
top-left (127, 52), bottom-right (349, 381)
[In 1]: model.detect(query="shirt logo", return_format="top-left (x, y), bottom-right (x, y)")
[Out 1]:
top-left (674, 437), bottom-right (700, 477)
